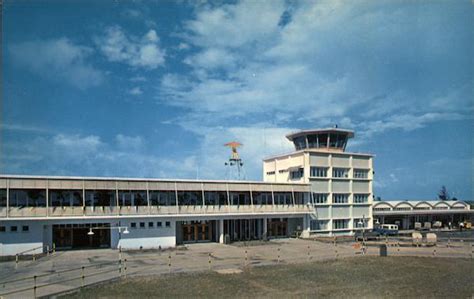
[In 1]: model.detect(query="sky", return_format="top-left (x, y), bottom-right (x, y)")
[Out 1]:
top-left (1, 0), bottom-right (473, 200)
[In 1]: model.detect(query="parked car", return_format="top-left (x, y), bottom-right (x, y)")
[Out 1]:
top-left (374, 224), bottom-right (399, 236)
top-left (354, 230), bottom-right (380, 241)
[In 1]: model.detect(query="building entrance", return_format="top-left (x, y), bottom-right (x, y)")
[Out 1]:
top-left (268, 218), bottom-right (288, 238)
top-left (181, 220), bottom-right (215, 243)
top-left (52, 223), bottom-right (111, 250)
top-left (224, 219), bottom-right (263, 242)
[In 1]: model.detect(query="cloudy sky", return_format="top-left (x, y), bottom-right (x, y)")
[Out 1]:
top-left (2, 0), bottom-right (472, 200)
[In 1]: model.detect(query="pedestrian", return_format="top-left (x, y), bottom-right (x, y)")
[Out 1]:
top-left (459, 222), bottom-right (464, 232)
top-left (448, 222), bottom-right (452, 230)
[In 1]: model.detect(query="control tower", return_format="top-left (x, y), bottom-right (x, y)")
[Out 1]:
top-left (263, 128), bottom-right (373, 236)
top-left (286, 128), bottom-right (354, 152)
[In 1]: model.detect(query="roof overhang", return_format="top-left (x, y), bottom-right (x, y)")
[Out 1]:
top-left (286, 128), bottom-right (355, 141)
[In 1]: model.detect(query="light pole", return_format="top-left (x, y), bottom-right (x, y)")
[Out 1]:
top-left (358, 215), bottom-right (366, 254)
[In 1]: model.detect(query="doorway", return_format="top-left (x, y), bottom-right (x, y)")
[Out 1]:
top-left (52, 223), bottom-right (111, 250)
top-left (181, 220), bottom-right (215, 243)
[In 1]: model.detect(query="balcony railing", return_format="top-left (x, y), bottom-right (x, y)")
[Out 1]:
top-left (2, 203), bottom-right (313, 218)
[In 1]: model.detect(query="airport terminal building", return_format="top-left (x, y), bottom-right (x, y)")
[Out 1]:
top-left (0, 128), bottom-right (471, 256)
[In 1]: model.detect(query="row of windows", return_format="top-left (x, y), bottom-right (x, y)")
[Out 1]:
top-left (130, 221), bottom-right (171, 229)
top-left (0, 225), bottom-right (29, 232)
top-left (313, 193), bottom-right (369, 204)
top-left (309, 168), bottom-right (369, 178)
top-left (0, 189), bottom-right (306, 207)
top-left (310, 219), bottom-right (367, 230)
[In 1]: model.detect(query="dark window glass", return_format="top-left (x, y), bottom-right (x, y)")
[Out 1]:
top-left (307, 134), bottom-right (318, 148)
top-left (165, 221), bottom-right (171, 227)
top-left (118, 191), bottom-right (147, 206)
top-left (130, 222), bottom-right (137, 228)
top-left (253, 192), bottom-right (272, 205)
top-left (204, 191), bottom-right (227, 206)
top-left (294, 193), bottom-right (305, 205)
top-left (157, 222), bottom-right (162, 227)
top-left (150, 191), bottom-right (175, 206)
top-left (0, 189), bottom-right (6, 207)
top-left (22, 225), bottom-right (29, 232)
top-left (148, 222), bottom-right (154, 228)
top-left (177, 191), bottom-right (202, 206)
top-left (293, 136), bottom-right (306, 150)
top-left (140, 222), bottom-right (145, 228)
top-left (11, 226), bottom-right (18, 232)
top-left (274, 192), bottom-right (293, 205)
top-left (0, 226), bottom-right (5, 232)
top-left (85, 190), bottom-right (115, 206)
top-left (229, 192), bottom-right (251, 205)
top-left (319, 133), bottom-right (328, 147)
top-left (9, 189), bottom-right (47, 207)
top-left (49, 190), bottom-right (82, 207)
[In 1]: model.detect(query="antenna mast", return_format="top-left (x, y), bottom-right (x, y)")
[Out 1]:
top-left (224, 141), bottom-right (245, 180)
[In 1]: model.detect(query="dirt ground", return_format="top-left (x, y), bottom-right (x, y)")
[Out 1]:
top-left (64, 256), bottom-right (473, 298)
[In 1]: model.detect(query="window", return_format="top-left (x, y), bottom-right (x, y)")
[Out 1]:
top-left (374, 207), bottom-right (391, 211)
top-left (149, 191), bottom-right (175, 206)
top-left (139, 222), bottom-right (145, 228)
top-left (353, 194), bottom-right (368, 203)
top-left (394, 207), bottom-right (411, 211)
top-left (333, 194), bottom-right (348, 204)
top-left (130, 222), bottom-right (137, 229)
top-left (313, 193), bottom-right (328, 204)
top-left (0, 226), bottom-right (5, 232)
top-left (333, 219), bottom-right (349, 229)
top-left (353, 169), bottom-right (369, 179)
top-left (266, 171), bottom-right (275, 175)
top-left (11, 226), bottom-right (18, 232)
top-left (310, 167), bottom-right (327, 177)
top-left (294, 193), bottom-right (305, 205)
top-left (290, 168), bottom-right (304, 180)
top-left (294, 136), bottom-right (306, 150)
top-left (49, 190), bottom-right (83, 207)
top-left (204, 191), bottom-right (227, 206)
top-left (118, 190), bottom-right (147, 206)
top-left (85, 190), bottom-right (115, 207)
top-left (22, 225), bottom-right (29, 232)
top-left (148, 222), bottom-right (154, 228)
top-left (310, 220), bottom-right (328, 230)
top-left (165, 221), bottom-right (171, 228)
top-left (274, 192), bottom-right (292, 205)
top-left (9, 189), bottom-right (47, 207)
top-left (332, 168), bottom-right (349, 178)
top-left (253, 192), bottom-right (272, 205)
top-left (157, 221), bottom-right (162, 227)
top-left (230, 192), bottom-right (251, 205)
top-left (0, 189), bottom-right (7, 207)
top-left (178, 191), bottom-right (203, 206)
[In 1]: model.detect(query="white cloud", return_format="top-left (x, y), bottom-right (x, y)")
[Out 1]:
top-left (95, 26), bottom-right (165, 69)
top-left (128, 87), bottom-right (143, 95)
top-left (159, 0), bottom-right (472, 143)
top-left (53, 134), bottom-right (102, 153)
top-left (177, 42), bottom-right (190, 50)
top-left (9, 38), bottom-right (103, 89)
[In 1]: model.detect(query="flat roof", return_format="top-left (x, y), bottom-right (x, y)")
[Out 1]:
top-left (263, 149), bottom-right (373, 161)
top-left (0, 174), bottom-right (310, 186)
top-left (286, 128), bottom-right (355, 141)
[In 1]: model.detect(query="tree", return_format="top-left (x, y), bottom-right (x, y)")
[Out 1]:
top-left (438, 186), bottom-right (450, 201)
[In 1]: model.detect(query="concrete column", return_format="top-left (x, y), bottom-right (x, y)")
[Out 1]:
top-left (263, 217), bottom-right (268, 239)
top-left (301, 215), bottom-right (311, 238)
top-left (219, 219), bottom-right (224, 243)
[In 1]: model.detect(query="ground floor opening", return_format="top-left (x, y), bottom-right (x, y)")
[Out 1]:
top-left (52, 223), bottom-right (111, 250)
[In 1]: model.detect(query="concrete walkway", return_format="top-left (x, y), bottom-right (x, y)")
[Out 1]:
top-left (0, 238), bottom-right (472, 298)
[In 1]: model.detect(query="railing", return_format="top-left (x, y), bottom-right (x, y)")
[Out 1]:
top-left (1, 236), bottom-right (472, 298)
top-left (3, 204), bottom-right (313, 218)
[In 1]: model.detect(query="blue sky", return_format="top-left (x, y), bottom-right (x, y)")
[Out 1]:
top-left (2, 0), bottom-right (473, 200)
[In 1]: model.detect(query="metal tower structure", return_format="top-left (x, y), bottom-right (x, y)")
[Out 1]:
top-left (224, 141), bottom-right (246, 180)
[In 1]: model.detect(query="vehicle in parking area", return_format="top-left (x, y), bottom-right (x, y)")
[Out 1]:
top-left (374, 224), bottom-right (399, 236)
top-left (354, 230), bottom-right (381, 241)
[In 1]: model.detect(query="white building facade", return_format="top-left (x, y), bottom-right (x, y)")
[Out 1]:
top-left (263, 128), bottom-right (374, 236)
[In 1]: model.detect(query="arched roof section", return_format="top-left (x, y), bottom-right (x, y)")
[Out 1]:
top-left (414, 201), bottom-right (432, 208)
top-left (451, 201), bottom-right (468, 209)
top-left (433, 202), bottom-right (450, 208)
top-left (373, 202), bottom-right (393, 209)
top-left (394, 202), bottom-right (414, 209)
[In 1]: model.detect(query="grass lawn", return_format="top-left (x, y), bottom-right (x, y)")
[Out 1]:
top-left (64, 257), bottom-right (473, 298)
